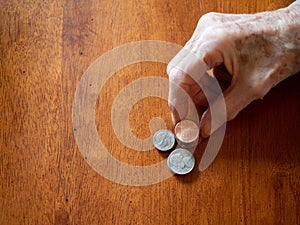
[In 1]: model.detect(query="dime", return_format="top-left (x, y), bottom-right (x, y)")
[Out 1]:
top-left (167, 148), bottom-right (195, 175)
top-left (174, 119), bottom-right (199, 148)
top-left (153, 130), bottom-right (175, 151)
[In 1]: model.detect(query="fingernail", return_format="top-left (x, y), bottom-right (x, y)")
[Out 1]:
top-left (171, 114), bottom-right (176, 125)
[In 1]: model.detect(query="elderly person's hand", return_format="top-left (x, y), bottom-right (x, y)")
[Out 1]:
top-left (167, 1), bottom-right (300, 137)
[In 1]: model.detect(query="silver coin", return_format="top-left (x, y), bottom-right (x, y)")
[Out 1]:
top-left (167, 148), bottom-right (195, 175)
top-left (153, 130), bottom-right (175, 151)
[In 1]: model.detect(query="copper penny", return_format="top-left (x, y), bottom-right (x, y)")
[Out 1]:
top-left (174, 119), bottom-right (199, 148)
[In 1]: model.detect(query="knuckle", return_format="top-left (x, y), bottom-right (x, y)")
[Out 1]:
top-left (201, 50), bottom-right (213, 67)
top-left (201, 25), bottom-right (216, 38)
top-left (197, 42), bottom-right (222, 68)
top-left (199, 12), bottom-right (220, 24)
top-left (167, 67), bottom-right (184, 81)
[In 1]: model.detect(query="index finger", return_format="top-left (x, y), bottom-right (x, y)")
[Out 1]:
top-left (167, 47), bottom-right (209, 124)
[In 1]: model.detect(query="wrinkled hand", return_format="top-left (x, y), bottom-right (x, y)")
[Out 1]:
top-left (167, 1), bottom-right (300, 137)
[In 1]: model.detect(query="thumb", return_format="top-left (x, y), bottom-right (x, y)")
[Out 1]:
top-left (200, 83), bottom-right (256, 138)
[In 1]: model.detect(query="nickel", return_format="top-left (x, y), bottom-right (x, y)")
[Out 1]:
top-left (167, 148), bottom-right (195, 175)
top-left (153, 129), bottom-right (175, 151)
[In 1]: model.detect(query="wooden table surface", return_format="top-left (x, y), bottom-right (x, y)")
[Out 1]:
top-left (1, 0), bottom-right (299, 224)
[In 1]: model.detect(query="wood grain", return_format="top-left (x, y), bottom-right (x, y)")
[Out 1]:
top-left (0, 0), bottom-right (299, 225)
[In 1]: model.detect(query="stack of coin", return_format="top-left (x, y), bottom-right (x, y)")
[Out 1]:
top-left (174, 119), bottom-right (199, 148)
top-left (153, 119), bottom-right (199, 175)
